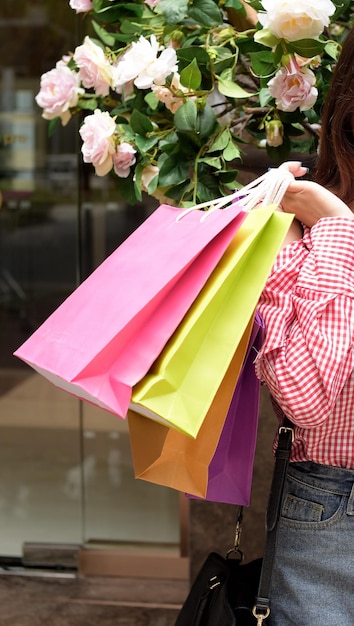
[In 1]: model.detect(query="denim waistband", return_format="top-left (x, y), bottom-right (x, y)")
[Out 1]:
top-left (289, 461), bottom-right (354, 495)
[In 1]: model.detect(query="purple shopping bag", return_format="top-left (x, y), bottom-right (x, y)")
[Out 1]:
top-left (188, 312), bottom-right (264, 506)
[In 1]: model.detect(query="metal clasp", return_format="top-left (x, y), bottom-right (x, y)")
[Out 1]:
top-left (226, 508), bottom-right (244, 561)
top-left (252, 607), bottom-right (271, 625)
top-left (278, 425), bottom-right (294, 442)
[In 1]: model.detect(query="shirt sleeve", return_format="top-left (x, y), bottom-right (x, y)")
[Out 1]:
top-left (255, 217), bottom-right (354, 428)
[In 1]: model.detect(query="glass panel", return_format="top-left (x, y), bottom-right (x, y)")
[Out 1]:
top-left (0, 0), bottom-right (180, 558)
top-left (0, 1), bottom-right (82, 556)
top-left (78, 195), bottom-right (180, 548)
top-left (82, 405), bottom-right (180, 547)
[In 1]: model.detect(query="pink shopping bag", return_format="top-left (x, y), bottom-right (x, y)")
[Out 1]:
top-left (14, 202), bottom-right (246, 418)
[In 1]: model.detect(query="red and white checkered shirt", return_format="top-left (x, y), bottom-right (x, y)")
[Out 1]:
top-left (255, 216), bottom-right (354, 467)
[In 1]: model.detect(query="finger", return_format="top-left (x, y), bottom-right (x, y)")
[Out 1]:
top-left (283, 180), bottom-right (305, 193)
top-left (279, 161), bottom-right (308, 178)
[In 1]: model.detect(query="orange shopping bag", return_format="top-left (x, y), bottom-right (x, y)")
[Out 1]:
top-left (127, 314), bottom-right (258, 498)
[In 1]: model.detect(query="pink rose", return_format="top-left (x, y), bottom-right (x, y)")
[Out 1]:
top-left (79, 109), bottom-right (117, 176)
top-left (69, 0), bottom-right (93, 13)
top-left (144, 0), bottom-right (161, 7)
top-left (74, 36), bottom-right (114, 97)
top-left (268, 58), bottom-right (318, 112)
top-left (113, 143), bottom-right (137, 178)
top-left (151, 73), bottom-right (194, 113)
top-left (35, 62), bottom-right (83, 126)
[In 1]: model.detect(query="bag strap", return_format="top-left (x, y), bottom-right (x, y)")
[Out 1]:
top-left (175, 166), bottom-right (295, 218)
top-left (252, 417), bottom-right (294, 624)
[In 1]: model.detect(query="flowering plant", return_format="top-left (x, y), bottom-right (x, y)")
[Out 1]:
top-left (36, 0), bottom-right (353, 205)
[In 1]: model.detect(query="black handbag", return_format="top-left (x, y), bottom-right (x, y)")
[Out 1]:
top-left (174, 420), bottom-right (294, 626)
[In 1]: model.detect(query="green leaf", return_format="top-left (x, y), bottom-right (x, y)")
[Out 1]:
top-left (158, 154), bottom-right (190, 186)
top-left (146, 175), bottom-right (159, 196)
top-left (254, 28), bottom-right (280, 49)
top-left (199, 156), bottom-right (222, 168)
top-left (188, 0), bottom-right (223, 26)
top-left (304, 108), bottom-right (320, 124)
top-left (92, 0), bottom-right (107, 11)
top-left (225, 0), bottom-right (246, 15)
top-left (247, 0), bottom-right (264, 10)
top-left (144, 91), bottom-right (159, 110)
top-left (94, 3), bottom-right (143, 23)
top-left (223, 140), bottom-right (241, 161)
top-left (159, 131), bottom-right (179, 151)
top-left (130, 110), bottom-right (154, 135)
top-left (119, 20), bottom-right (144, 35)
top-left (259, 87), bottom-right (272, 107)
top-left (273, 43), bottom-right (284, 66)
top-left (134, 135), bottom-right (159, 152)
top-left (195, 179), bottom-right (220, 202)
top-left (156, 0), bottom-right (189, 23)
top-left (110, 112), bottom-right (129, 123)
top-left (91, 21), bottom-right (117, 47)
top-left (174, 99), bottom-right (198, 132)
top-left (116, 172), bottom-right (139, 204)
top-left (180, 58), bottom-right (202, 91)
top-left (217, 74), bottom-right (256, 99)
top-left (48, 117), bottom-right (60, 137)
top-left (218, 169), bottom-right (239, 183)
top-left (163, 180), bottom-right (192, 203)
top-left (196, 103), bottom-right (217, 137)
top-left (287, 39), bottom-right (326, 57)
top-left (325, 40), bottom-right (342, 61)
top-left (331, 0), bottom-right (352, 19)
top-left (209, 129), bottom-right (231, 152)
top-left (250, 51), bottom-right (275, 77)
top-left (213, 48), bottom-right (238, 75)
top-left (176, 47), bottom-right (211, 69)
top-left (77, 98), bottom-right (99, 111)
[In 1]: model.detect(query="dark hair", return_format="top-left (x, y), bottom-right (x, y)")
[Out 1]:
top-left (315, 29), bottom-right (354, 203)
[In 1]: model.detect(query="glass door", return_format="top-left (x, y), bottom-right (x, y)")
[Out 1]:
top-left (0, 0), bottom-right (180, 564)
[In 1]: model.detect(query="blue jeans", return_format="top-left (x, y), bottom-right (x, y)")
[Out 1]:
top-left (269, 461), bottom-right (354, 626)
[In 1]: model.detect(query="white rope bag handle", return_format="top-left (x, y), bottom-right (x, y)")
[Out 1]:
top-left (176, 165), bottom-right (295, 222)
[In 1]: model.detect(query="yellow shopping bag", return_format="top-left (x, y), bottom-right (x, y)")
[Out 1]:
top-left (127, 314), bottom-right (255, 498)
top-left (130, 206), bottom-right (293, 438)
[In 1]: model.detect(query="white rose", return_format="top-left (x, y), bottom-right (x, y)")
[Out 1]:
top-left (113, 35), bottom-right (178, 91)
top-left (258, 0), bottom-right (335, 41)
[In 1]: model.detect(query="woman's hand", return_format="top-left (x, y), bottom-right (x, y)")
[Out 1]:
top-left (279, 161), bottom-right (354, 228)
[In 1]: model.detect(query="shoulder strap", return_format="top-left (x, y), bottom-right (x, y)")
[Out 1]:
top-left (252, 417), bottom-right (294, 623)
